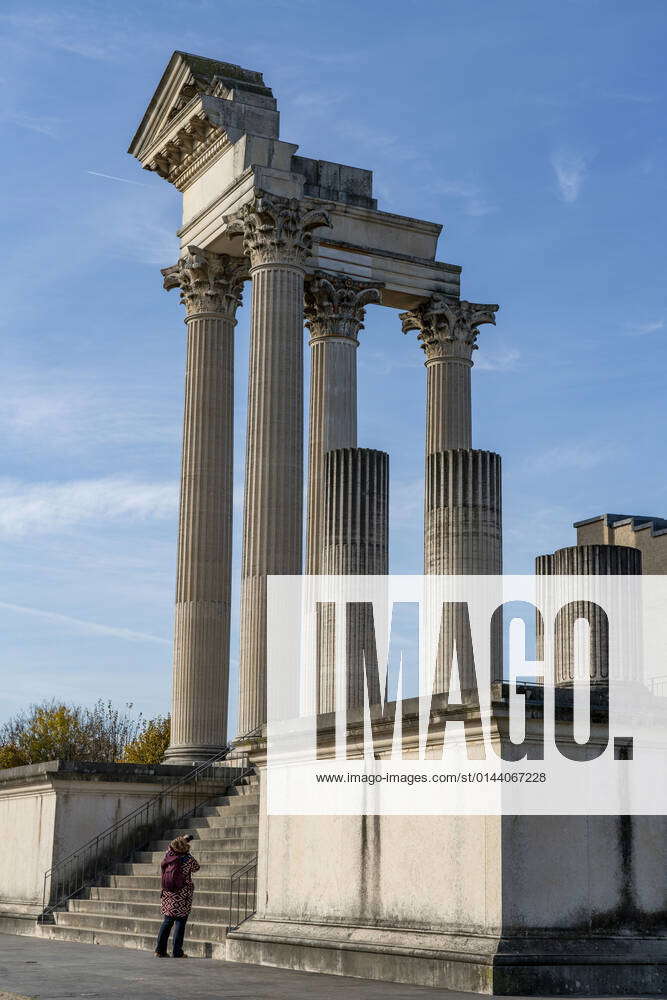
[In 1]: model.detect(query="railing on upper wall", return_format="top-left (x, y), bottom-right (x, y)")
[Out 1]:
top-left (40, 746), bottom-right (254, 921)
top-left (228, 856), bottom-right (258, 930)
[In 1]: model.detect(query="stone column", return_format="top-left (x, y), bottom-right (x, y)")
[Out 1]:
top-left (402, 295), bottom-right (501, 695)
top-left (161, 246), bottom-right (248, 761)
top-left (304, 273), bottom-right (381, 574)
top-left (536, 544), bottom-right (642, 686)
top-left (401, 294), bottom-right (499, 455)
top-left (226, 194), bottom-right (331, 737)
top-left (319, 447), bottom-right (389, 712)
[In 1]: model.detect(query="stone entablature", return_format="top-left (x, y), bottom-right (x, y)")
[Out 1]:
top-left (128, 51), bottom-right (460, 309)
top-left (129, 52), bottom-right (278, 192)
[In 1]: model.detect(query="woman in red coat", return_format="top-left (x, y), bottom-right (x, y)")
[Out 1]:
top-left (155, 835), bottom-right (200, 958)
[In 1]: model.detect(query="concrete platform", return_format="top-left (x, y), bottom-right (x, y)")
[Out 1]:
top-left (0, 934), bottom-right (663, 1000)
top-left (0, 933), bottom-right (462, 998)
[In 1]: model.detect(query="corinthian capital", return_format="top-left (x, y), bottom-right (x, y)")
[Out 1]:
top-left (400, 294), bottom-right (499, 363)
top-left (304, 272), bottom-right (382, 343)
top-left (162, 246), bottom-right (249, 318)
top-left (225, 192), bottom-right (332, 268)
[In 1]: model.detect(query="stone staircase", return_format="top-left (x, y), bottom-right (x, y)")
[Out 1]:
top-left (41, 773), bottom-right (259, 958)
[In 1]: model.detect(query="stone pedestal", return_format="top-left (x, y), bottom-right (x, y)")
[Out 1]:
top-left (319, 447), bottom-right (389, 713)
top-left (227, 195), bottom-right (331, 737)
top-left (161, 248), bottom-right (247, 761)
top-left (304, 274), bottom-right (381, 573)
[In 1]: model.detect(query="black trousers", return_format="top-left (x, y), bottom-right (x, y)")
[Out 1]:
top-left (156, 914), bottom-right (188, 956)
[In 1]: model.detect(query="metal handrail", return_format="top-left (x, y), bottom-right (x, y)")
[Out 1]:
top-left (228, 856), bottom-right (258, 930)
top-left (40, 746), bottom-right (254, 921)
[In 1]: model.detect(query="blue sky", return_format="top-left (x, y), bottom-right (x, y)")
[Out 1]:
top-left (0, 0), bottom-right (665, 732)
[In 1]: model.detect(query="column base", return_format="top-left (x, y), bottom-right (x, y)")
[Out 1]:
top-left (226, 918), bottom-right (667, 996)
top-left (162, 743), bottom-right (229, 765)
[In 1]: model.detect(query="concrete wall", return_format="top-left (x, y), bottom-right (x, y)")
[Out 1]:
top-left (0, 779), bottom-right (57, 915)
top-left (256, 768), bottom-right (502, 935)
top-left (501, 816), bottom-right (667, 933)
top-left (258, 780), bottom-right (666, 939)
top-left (0, 761), bottom-right (202, 918)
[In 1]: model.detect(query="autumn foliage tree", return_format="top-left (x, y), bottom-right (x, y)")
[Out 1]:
top-left (0, 701), bottom-right (171, 769)
top-left (120, 715), bottom-right (170, 765)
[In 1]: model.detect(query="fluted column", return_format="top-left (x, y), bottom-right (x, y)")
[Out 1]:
top-left (161, 246), bottom-right (248, 761)
top-left (536, 544), bottom-right (642, 686)
top-left (402, 295), bottom-right (501, 696)
top-left (401, 295), bottom-right (499, 454)
top-left (425, 449), bottom-right (503, 692)
top-left (319, 448), bottom-right (389, 712)
top-left (425, 449), bottom-right (502, 576)
top-left (304, 273), bottom-right (381, 574)
top-left (226, 194), bottom-right (331, 736)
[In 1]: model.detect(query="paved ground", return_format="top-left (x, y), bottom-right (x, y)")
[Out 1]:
top-left (0, 934), bottom-right (464, 1000)
top-left (0, 935), bottom-right (661, 1000)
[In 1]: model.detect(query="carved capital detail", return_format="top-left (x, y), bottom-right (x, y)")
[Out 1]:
top-left (304, 272), bottom-right (382, 343)
top-left (225, 192), bottom-right (332, 268)
top-left (400, 294), bottom-right (499, 363)
top-left (162, 246), bottom-right (249, 317)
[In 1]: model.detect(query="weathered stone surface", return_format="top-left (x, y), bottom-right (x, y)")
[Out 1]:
top-left (229, 194), bottom-right (331, 737)
top-left (304, 273), bottom-right (381, 574)
top-left (318, 448), bottom-right (389, 712)
top-left (536, 543), bottom-right (642, 686)
top-left (162, 248), bottom-right (247, 760)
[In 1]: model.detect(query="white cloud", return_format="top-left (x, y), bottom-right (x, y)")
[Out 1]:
top-left (433, 179), bottom-right (498, 218)
top-left (0, 600), bottom-right (169, 645)
top-left (476, 347), bottom-right (520, 372)
top-left (550, 148), bottom-right (591, 203)
top-left (625, 319), bottom-right (664, 337)
top-left (1, 11), bottom-right (131, 61)
top-left (0, 369), bottom-right (179, 450)
top-left (0, 477), bottom-right (177, 538)
top-left (0, 110), bottom-right (62, 137)
top-left (530, 442), bottom-right (618, 474)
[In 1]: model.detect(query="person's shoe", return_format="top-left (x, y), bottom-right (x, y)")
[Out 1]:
top-left (172, 953), bottom-right (189, 958)
top-left (154, 951), bottom-right (168, 957)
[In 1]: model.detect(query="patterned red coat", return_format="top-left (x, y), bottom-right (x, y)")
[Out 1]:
top-left (160, 851), bottom-right (200, 918)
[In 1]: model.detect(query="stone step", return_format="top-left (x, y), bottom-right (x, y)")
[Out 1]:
top-left (150, 836), bottom-right (258, 851)
top-left (89, 886), bottom-right (233, 907)
top-left (54, 910), bottom-right (229, 943)
top-left (104, 874), bottom-right (232, 891)
top-left (41, 922), bottom-right (224, 959)
top-left (135, 849), bottom-right (256, 864)
top-left (192, 824), bottom-right (259, 838)
top-left (71, 899), bottom-right (234, 924)
top-left (163, 819), bottom-right (259, 839)
top-left (182, 812), bottom-right (258, 831)
top-left (116, 862), bottom-right (241, 876)
top-left (197, 789), bottom-right (259, 815)
top-left (193, 795), bottom-right (259, 822)
top-left (224, 782), bottom-right (260, 796)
